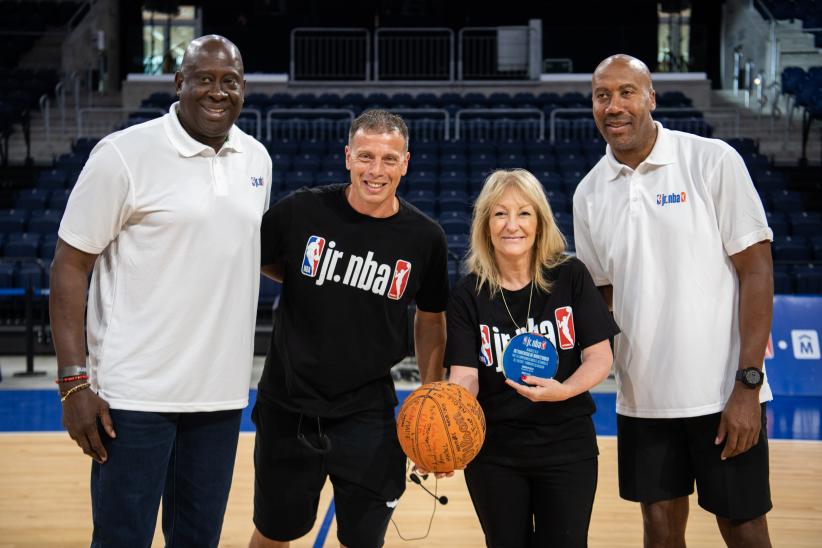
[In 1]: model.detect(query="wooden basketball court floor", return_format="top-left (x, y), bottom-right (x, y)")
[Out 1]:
top-left (1, 355), bottom-right (821, 547)
top-left (1, 434), bottom-right (821, 547)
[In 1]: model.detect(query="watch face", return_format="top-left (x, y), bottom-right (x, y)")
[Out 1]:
top-left (744, 369), bottom-right (762, 385)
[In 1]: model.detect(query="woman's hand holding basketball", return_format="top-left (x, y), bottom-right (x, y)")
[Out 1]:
top-left (412, 463), bottom-right (454, 479)
top-left (505, 376), bottom-right (571, 402)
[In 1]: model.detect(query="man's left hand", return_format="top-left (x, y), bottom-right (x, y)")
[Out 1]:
top-left (716, 386), bottom-right (761, 460)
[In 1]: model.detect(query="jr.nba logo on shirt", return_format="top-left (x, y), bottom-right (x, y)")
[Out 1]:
top-left (387, 260), bottom-right (411, 300)
top-left (301, 235), bottom-right (326, 277)
top-left (554, 306), bottom-right (576, 349)
top-left (479, 324), bottom-right (494, 366)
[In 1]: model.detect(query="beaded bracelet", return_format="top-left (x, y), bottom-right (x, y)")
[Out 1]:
top-left (55, 374), bottom-right (89, 384)
top-left (60, 382), bottom-right (91, 403)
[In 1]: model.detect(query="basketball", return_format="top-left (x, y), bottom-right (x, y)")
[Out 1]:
top-left (396, 381), bottom-right (486, 473)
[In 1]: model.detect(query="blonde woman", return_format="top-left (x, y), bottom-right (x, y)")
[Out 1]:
top-left (446, 169), bottom-right (618, 547)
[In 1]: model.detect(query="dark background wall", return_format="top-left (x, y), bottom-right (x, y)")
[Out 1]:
top-left (124, 0), bottom-right (724, 84)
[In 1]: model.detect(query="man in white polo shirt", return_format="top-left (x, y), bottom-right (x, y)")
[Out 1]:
top-left (573, 54), bottom-right (774, 547)
top-left (49, 35), bottom-right (271, 546)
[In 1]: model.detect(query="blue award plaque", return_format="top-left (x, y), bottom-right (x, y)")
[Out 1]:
top-left (502, 332), bottom-right (558, 384)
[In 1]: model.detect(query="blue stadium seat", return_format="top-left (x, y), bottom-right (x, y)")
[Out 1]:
top-left (315, 170), bottom-right (345, 185)
top-left (773, 264), bottom-right (793, 294)
top-left (790, 211), bottom-right (821, 237)
top-left (440, 142), bottom-right (467, 156)
top-left (73, 138), bottom-right (99, 158)
top-left (37, 169), bottom-right (67, 191)
top-left (39, 233), bottom-right (58, 261)
top-left (412, 151), bottom-right (438, 172)
top-left (13, 262), bottom-right (42, 289)
top-left (292, 153), bottom-right (321, 172)
top-left (0, 209), bottom-right (27, 233)
top-left (0, 262), bottom-right (13, 288)
top-left (3, 233), bottom-right (40, 258)
top-left (15, 188), bottom-right (48, 210)
top-left (27, 210), bottom-right (61, 235)
top-left (725, 137), bottom-right (758, 155)
top-left (439, 211), bottom-right (471, 236)
top-left (316, 93), bottom-right (342, 108)
top-left (497, 152), bottom-right (526, 170)
top-left (440, 170), bottom-right (467, 188)
top-left (411, 93), bottom-right (438, 108)
top-left (512, 92), bottom-right (537, 108)
top-left (439, 190), bottom-right (469, 213)
top-left (259, 276), bottom-right (281, 306)
top-left (766, 211), bottom-right (789, 238)
top-left (47, 189), bottom-right (70, 212)
top-left (811, 236), bottom-right (822, 260)
top-left (553, 212), bottom-right (574, 238)
top-left (794, 264), bottom-right (822, 294)
top-left (770, 190), bottom-right (805, 213)
top-left (440, 152), bottom-right (467, 172)
top-left (268, 140), bottom-right (300, 156)
top-left (772, 236), bottom-right (811, 261)
top-left (446, 234), bottom-right (469, 259)
top-left (531, 170), bottom-right (565, 191)
top-left (406, 171), bottom-right (437, 193)
top-left (439, 178), bottom-right (469, 194)
top-left (545, 191), bottom-right (572, 214)
top-left (299, 140), bottom-right (328, 155)
top-left (283, 171), bottom-right (315, 190)
top-left (406, 189), bottom-right (436, 207)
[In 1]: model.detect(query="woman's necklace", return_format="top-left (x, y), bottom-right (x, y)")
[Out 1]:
top-left (499, 280), bottom-right (534, 332)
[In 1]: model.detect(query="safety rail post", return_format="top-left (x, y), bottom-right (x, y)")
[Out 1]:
top-left (265, 108), bottom-right (355, 142)
top-left (455, 108), bottom-right (545, 141)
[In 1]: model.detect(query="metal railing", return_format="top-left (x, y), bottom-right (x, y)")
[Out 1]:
top-left (390, 108), bottom-right (450, 141)
top-left (236, 109), bottom-right (263, 141)
top-left (265, 108), bottom-right (355, 142)
top-left (458, 26), bottom-right (536, 80)
top-left (548, 108), bottom-right (741, 143)
top-left (290, 28), bottom-right (370, 81)
top-left (455, 108), bottom-right (545, 141)
top-left (77, 108), bottom-right (165, 139)
top-left (290, 24), bottom-right (541, 81)
top-left (374, 28), bottom-right (454, 81)
top-left (39, 94), bottom-right (51, 160)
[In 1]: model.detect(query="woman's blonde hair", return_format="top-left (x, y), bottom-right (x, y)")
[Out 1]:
top-left (465, 168), bottom-right (568, 295)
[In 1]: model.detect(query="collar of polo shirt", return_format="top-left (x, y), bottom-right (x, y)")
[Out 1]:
top-left (164, 102), bottom-right (244, 157)
top-left (603, 121), bottom-right (677, 180)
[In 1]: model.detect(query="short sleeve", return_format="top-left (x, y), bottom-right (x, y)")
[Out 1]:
top-left (444, 281), bottom-right (481, 369)
top-left (260, 191), bottom-right (294, 266)
top-left (569, 259), bottom-right (620, 349)
top-left (572, 189), bottom-right (610, 286)
top-left (58, 141), bottom-right (133, 254)
top-left (413, 226), bottom-right (450, 313)
top-left (708, 148), bottom-right (773, 256)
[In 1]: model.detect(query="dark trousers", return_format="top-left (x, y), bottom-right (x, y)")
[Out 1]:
top-left (464, 457), bottom-right (598, 548)
top-left (90, 408), bottom-right (242, 548)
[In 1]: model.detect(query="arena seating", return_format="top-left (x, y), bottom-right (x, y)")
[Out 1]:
top-left (0, 88), bottom-right (819, 331)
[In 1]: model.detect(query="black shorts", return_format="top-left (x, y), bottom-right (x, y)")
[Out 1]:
top-left (617, 404), bottom-right (772, 521)
top-left (464, 457), bottom-right (598, 548)
top-left (251, 398), bottom-right (406, 548)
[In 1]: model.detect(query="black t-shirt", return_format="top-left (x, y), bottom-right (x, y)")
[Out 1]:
top-left (259, 184), bottom-right (450, 417)
top-left (445, 257), bottom-right (619, 467)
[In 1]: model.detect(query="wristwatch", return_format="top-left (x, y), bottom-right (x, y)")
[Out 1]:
top-left (735, 367), bottom-right (764, 388)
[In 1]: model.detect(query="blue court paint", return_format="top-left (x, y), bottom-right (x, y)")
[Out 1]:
top-left (3, 389), bottom-right (822, 440)
top-left (313, 498), bottom-right (335, 548)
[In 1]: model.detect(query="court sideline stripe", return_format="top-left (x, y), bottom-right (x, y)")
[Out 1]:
top-left (313, 498), bottom-right (335, 547)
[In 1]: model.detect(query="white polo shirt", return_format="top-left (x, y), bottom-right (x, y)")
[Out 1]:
top-left (573, 123), bottom-right (773, 418)
top-left (59, 103), bottom-right (272, 412)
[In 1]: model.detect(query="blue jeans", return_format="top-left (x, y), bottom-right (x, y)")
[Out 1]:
top-left (90, 409), bottom-right (242, 548)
